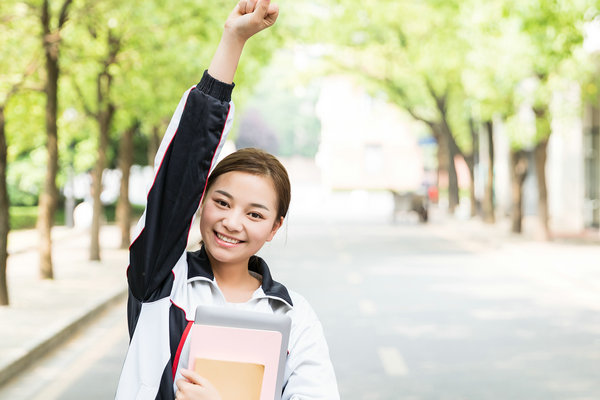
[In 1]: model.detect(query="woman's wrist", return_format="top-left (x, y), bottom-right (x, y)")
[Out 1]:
top-left (207, 33), bottom-right (246, 85)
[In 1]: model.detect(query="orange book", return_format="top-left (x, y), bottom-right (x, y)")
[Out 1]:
top-left (193, 358), bottom-right (264, 400)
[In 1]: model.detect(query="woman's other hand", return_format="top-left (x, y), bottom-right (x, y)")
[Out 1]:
top-left (175, 369), bottom-right (222, 400)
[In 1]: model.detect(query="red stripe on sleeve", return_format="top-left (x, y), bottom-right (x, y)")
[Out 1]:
top-left (172, 320), bottom-right (194, 380)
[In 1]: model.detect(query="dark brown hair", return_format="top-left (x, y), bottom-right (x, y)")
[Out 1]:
top-left (204, 148), bottom-right (291, 220)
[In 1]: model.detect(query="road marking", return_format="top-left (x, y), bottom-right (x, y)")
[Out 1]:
top-left (377, 346), bottom-right (409, 376)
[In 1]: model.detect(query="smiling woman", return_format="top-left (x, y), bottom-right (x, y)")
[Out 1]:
top-left (114, 1), bottom-right (339, 399)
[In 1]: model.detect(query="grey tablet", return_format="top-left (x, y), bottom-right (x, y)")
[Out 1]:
top-left (193, 305), bottom-right (292, 400)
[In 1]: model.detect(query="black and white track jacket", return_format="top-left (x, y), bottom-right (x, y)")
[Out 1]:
top-left (115, 72), bottom-right (339, 400)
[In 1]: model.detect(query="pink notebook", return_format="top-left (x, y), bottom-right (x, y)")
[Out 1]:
top-left (187, 306), bottom-right (291, 400)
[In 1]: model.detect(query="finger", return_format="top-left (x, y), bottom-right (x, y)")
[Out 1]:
top-left (179, 368), bottom-right (210, 386)
top-left (265, 2), bottom-right (279, 24)
top-left (253, 0), bottom-right (271, 17)
top-left (175, 377), bottom-right (190, 391)
top-left (237, 0), bottom-right (247, 15)
top-left (267, 2), bottom-right (278, 15)
top-left (245, 0), bottom-right (257, 14)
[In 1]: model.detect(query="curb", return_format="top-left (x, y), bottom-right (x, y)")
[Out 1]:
top-left (0, 288), bottom-right (128, 388)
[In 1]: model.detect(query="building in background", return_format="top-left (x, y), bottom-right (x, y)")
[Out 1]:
top-left (315, 77), bottom-right (430, 193)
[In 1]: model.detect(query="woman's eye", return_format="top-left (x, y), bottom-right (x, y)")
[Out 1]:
top-left (249, 212), bottom-right (263, 219)
top-left (215, 199), bottom-right (229, 207)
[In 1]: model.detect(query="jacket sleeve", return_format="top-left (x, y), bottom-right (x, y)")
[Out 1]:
top-left (283, 295), bottom-right (340, 400)
top-left (127, 71), bottom-right (235, 302)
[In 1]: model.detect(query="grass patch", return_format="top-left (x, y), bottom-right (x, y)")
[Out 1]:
top-left (104, 203), bottom-right (145, 222)
top-left (9, 206), bottom-right (66, 230)
top-left (9, 203), bottom-right (145, 230)
top-left (9, 206), bottom-right (38, 230)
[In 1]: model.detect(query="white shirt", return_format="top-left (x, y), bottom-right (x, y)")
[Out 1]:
top-left (171, 261), bottom-right (341, 400)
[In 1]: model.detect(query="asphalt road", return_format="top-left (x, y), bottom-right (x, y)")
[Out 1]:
top-left (2, 217), bottom-right (600, 400)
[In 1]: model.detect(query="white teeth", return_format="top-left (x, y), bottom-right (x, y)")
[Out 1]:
top-left (216, 233), bottom-right (241, 244)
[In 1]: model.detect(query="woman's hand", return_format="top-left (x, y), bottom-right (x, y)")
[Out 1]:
top-left (208, 0), bottom-right (279, 84)
top-left (175, 369), bottom-right (222, 400)
top-left (225, 0), bottom-right (279, 42)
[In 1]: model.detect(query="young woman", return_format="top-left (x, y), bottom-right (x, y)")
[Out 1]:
top-left (114, 1), bottom-right (339, 399)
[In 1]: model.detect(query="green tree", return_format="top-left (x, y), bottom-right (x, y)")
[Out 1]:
top-left (0, 72), bottom-right (39, 305)
top-left (319, 0), bottom-right (477, 214)
top-left (64, 0), bottom-right (225, 256)
top-left (1, 0), bottom-right (45, 304)
top-left (311, 0), bottom-right (597, 234)
top-left (460, 0), bottom-right (532, 226)
top-left (0, 95), bottom-right (11, 305)
top-left (506, 0), bottom-right (590, 238)
top-left (67, 0), bottom-right (125, 260)
top-left (63, 0), bottom-right (283, 255)
top-left (36, 0), bottom-right (75, 279)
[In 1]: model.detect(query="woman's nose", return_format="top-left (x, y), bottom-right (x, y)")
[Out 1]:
top-left (222, 211), bottom-right (243, 231)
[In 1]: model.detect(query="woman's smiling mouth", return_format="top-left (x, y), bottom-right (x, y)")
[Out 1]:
top-left (215, 232), bottom-right (244, 245)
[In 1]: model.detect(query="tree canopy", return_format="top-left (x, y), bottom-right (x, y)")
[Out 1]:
top-left (2, 0), bottom-right (600, 204)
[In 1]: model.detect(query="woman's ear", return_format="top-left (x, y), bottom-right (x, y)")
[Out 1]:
top-left (197, 200), bottom-right (205, 225)
top-left (267, 216), bottom-right (284, 242)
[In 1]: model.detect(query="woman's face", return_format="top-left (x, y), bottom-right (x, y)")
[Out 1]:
top-left (199, 171), bottom-right (282, 268)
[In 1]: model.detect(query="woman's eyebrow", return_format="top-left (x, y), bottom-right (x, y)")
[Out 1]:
top-left (215, 189), bottom-right (232, 199)
top-left (215, 189), bottom-right (270, 211)
top-left (250, 202), bottom-right (270, 211)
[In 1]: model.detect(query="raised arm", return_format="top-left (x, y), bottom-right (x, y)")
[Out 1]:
top-left (208, 0), bottom-right (279, 84)
top-left (127, 0), bottom-right (280, 303)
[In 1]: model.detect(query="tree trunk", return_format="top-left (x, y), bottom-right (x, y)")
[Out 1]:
top-left (510, 149), bottom-right (529, 233)
top-left (0, 109), bottom-right (10, 305)
top-left (482, 120), bottom-right (495, 223)
top-left (38, 3), bottom-right (61, 279)
top-left (434, 124), bottom-right (461, 214)
top-left (429, 88), bottom-right (463, 214)
top-left (448, 143), bottom-right (459, 213)
top-left (89, 155), bottom-right (103, 261)
top-left (116, 122), bottom-right (137, 249)
top-left (437, 102), bottom-right (463, 214)
top-left (90, 30), bottom-right (119, 261)
top-left (90, 103), bottom-right (114, 261)
top-left (533, 104), bottom-right (552, 241)
top-left (466, 118), bottom-right (478, 218)
top-left (433, 126), bottom-right (450, 211)
top-left (467, 157), bottom-right (476, 218)
top-left (534, 138), bottom-right (551, 240)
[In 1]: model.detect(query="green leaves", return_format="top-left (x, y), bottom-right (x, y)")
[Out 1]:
top-left (3, 0), bottom-right (599, 205)
top-left (2, 0), bottom-right (284, 204)
top-left (313, 0), bottom-right (597, 149)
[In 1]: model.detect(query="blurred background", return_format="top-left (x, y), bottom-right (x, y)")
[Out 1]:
top-left (1, 0), bottom-right (599, 399)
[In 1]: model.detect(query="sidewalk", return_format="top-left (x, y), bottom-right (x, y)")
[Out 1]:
top-left (426, 208), bottom-right (600, 248)
top-left (0, 225), bottom-right (128, 387)
top-left (425, 212), bottom-right (600, 311)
